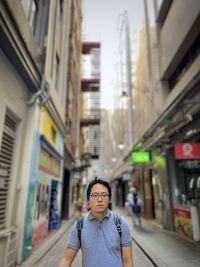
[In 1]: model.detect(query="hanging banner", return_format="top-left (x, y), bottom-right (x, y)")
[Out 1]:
top-left (174, 143), bottom-right (200, 159)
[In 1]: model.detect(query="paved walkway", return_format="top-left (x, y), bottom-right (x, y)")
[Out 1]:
top-left (117, 207), bottom-right (200, 267)
top-left (16, 208), bottom-right (200, 267)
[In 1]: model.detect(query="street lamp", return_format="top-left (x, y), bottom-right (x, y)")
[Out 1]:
top-left (117, 11), bottom-right (133, 147)
top-left (118, 143), bottom-right (125, 150)
top-left (121, 87), bottom-right (160, 116)
top-left (112, 157), bottom-right (117, 162)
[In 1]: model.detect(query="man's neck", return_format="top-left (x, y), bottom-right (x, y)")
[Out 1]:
top-left (91, 209), bottom-right (108, 220)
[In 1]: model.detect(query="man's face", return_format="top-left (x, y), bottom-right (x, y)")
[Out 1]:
top-left (89, 183), bottom-right (110, 214)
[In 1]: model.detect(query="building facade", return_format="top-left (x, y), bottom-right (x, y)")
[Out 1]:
top-left (110, 0), bottom-right (200, 241)
top-left (62, 0), bottom-right (82, 220)
top-left (135, 0), bottom-right (200, 241)
top-left (0, 0), bottom-right (45, 265)
top-left (0, 0), bottom-right (81, 265)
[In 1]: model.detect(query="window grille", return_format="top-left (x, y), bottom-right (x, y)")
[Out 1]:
top-left (0, 113), bottom-right (16, 229)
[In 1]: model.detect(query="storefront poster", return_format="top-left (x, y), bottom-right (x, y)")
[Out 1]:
top-left (173, 205), bottom-right (193, 239)
top-left (49, 181), bottom-right (61, 230)
top-left (32, 178), bottom-right (50, 251)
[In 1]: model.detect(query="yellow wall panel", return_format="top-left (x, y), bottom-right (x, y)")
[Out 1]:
top-left (41, 107), bottom-right (57, 144)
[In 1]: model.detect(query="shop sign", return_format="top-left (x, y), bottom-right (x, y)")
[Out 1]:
top-left (131, 151), bottom-right (151, 163)
top-left (173, 205), bottom-right (193, 239)
top-left (39, 147), bottom-right (60, 177)
top-left (174, 143), bottom-right (200, 159)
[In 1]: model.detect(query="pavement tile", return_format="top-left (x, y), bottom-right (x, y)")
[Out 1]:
top-left (114, 207), bottom-right (200, 267)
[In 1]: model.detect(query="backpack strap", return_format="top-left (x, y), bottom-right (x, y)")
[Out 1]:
top-left (76, 216), bottom-right (84, 247)
top-left (113, 213), bottom-right (122, 237)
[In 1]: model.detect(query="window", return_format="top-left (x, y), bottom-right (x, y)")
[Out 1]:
top-left (59, 0), bottom-right (63, 22)
top-left (55, 53), bottom-right (60, 91)
top-left (0, 112), bottom-right (17, 229)
top-left (51, 126), bottom-right (57, 144)
top-left (169, 33), bottom-right (200, 91)
top-left (28, 0), bottom-right (38, 34)
top-left (21, 0), bottom-right (46, 47)
top-left (21, 0), bottom-right (38, 32)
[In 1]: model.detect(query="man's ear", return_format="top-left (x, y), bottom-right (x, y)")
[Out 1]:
top-left (87, 200), bottom-right (90, 209)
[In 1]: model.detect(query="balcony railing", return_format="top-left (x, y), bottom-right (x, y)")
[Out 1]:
top-left (82, 41), bottom-right (101, 54)
top-left (81, 78), bottom-right (100, 92)
top-left (80, 109), bottom-right (101, 126)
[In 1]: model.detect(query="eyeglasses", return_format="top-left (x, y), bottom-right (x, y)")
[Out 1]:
top-left (90, 193), bottom-right (109, 200)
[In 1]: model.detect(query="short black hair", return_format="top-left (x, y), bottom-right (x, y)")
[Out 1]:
top-left (86, 177), bottom-right (112, 201)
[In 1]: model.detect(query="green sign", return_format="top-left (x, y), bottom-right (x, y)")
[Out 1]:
top-left (131, 151), bottom-right (151, 163)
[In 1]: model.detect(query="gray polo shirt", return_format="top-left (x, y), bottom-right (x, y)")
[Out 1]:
top-left (67, 210), bottom-right (132, 267)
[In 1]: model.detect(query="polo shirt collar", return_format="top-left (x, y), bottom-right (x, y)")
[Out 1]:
top-left (88, 209), bottom-right (111, 221)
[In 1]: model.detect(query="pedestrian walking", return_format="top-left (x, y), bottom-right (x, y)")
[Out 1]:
top-left (57, 177), bottom-right (134, 267)
top-left (131, 192), bottom-right (143, 228)
top-left (125, 187), bottom-right (135, 215)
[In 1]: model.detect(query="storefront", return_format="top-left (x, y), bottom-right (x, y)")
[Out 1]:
top-left (138, 151), bottom-right (168, 225)
top-left (173, 142), bottom-right (200, 240)
top-left (143, 168), bottom-right (154, 220)
top-left (22, 108), bottom-right (64, 260)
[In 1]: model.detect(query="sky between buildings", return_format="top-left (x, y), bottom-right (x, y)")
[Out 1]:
top-left (82, 0), bottom-right (145, 110)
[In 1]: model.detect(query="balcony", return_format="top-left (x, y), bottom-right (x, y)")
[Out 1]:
top-left (80, 109), bottom-right (101, 126)
top-left (82, 41), bottom-right (101, 54)
top-left (81, 78), bottom-right (100, 92)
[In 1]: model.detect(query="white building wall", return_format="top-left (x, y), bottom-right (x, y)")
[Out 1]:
top-left (45, 0), bottom-right (71, 126)
top-left (0, 49), bottom-right (40, 264)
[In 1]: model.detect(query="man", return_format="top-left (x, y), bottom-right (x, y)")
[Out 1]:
top-left (58, 178), bottom-right (134, 267)
top-left (125, 187), bottom-right (135, 215)
top-left (132, 192), bottom-right (143, 228)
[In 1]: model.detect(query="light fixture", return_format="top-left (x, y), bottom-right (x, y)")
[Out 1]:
top-left (121, 91), bottom-right (128, 97)
top-left (186, 129), bottom-right (198, 137)
top-left (118, 143), bottom-right (125, 150)
top-left (112, 157), bottom-right (117, 162)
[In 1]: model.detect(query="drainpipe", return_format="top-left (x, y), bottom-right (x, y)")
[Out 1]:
top-left (27, 75), bottom-right (50, 106)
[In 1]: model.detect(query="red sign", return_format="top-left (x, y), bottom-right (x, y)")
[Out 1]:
top-left (173, 205), bottom-right (191, 219)
top-left (174, 143), bottom-right (200, 159)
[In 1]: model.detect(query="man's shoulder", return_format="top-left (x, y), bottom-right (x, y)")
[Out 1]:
top-left (111, 211), bottom-right (129, 226)
top-left (76, 212), bottom-right (90, 225)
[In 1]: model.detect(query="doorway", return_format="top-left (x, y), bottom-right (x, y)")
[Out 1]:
top-left (61, 169), bottom-right (70, 220)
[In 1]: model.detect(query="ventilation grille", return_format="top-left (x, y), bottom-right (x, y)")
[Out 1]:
top-left (0, 114), bottom-right (16, 230)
